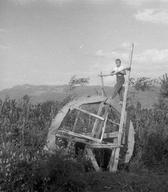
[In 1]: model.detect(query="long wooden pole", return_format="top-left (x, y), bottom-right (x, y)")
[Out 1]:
top-left (100, 72), bottom-right (106, 96)
top-left (109, 43), bottom-right (134, 172)
top-left (118, 43), bottom-right (134, 142)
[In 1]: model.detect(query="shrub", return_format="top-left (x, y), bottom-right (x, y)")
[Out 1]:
top-left (130, 77), bottom-right (154, 91)
top-left (128, 100), bottom-right (168, 172)
top-left (1, 153), bottom-right (88, 192)
top-left (160, 73), bottom-right (168, 98)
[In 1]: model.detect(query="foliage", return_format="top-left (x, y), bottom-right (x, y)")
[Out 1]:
top-left (129, 77), bottom-right (155, 91)
top-left (1, 77), bottom-right (168, 191)
top-left (128, 99), bottom-right (168, 171)
top-left (1, 153), bottom-right (87, 192)
top-left (160, 73), bottom-right (168, 98)
top-left (0, 96), bottom-right (89, 192)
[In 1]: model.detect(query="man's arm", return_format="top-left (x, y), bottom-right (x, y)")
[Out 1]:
top-left (114, 67), bottom-right (131, 75)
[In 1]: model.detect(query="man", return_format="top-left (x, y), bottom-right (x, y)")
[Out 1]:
top-left (111, 58), bottom-right (131, 105)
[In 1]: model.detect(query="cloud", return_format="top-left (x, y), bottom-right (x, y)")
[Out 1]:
top-left (10, 0), bottom-right (72, 5)
top-left (122, 0), bottom-right (168, 6)
top-left (135, 9), bottom-right (168, 24)
top-left (10, 0), bottom-right (36, 5)
top-left (93, 48), bottom-right (168, 77)
top-left (95, 49), bottom-right (129, 60)
top-left (0, 28), bottom-right (7, 33)
top-left (0, 44), bottom-right (9, 50)
top-left (135, 49), bottom-right (168, 63)
top-left (96, 48), bottom-right (168, 64)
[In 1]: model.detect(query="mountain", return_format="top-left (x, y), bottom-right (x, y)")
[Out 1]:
top-left (0, 84), bottom-right (160, 108)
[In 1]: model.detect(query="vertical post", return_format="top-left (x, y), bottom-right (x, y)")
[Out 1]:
top-left (100, 72), bottom-right (106, 96)
top-left (109, 43), bottom-right (134, 172)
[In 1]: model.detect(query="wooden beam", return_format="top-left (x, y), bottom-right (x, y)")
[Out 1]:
top-left (100, 110), bottom-right (109, 141)
top-left (98, 74), bottom-right (113, 77)
top-left (99, 72), bottom-right (106, 96)
top-left (92, 102), bottom-right (105, 137)
top-left (57, 129), bottom-right (101, 143)
top-left (109, 43), bottom-right (134, 172)
top-left (108, 148), bottom-right (118, 172)
top-left (96, 105), bottom-right (109, 139)
top-left (89, 143), bottom-right (120, 149)
top-left (107, 119), bottom-right (120, 126)
top-left (74, 107), bottom-right (105, 121)
top-left (85, 148), bottom-right (101, 171)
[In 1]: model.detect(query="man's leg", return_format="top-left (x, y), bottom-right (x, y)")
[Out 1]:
top-left (118, 85), bottom-right (124, 102)
top-left (112, 82), bottom-right (122, 99)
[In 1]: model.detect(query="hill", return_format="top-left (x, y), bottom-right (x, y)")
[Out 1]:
top-left (0, 84), bottom-right (160, 108)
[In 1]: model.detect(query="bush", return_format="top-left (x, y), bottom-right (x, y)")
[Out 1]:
top-left (128, 99), bottom-right (168, 172)
top-left (160, 73), bottom-right (168, 98)
top-left (1, 153), bottom-right (88, 192)
top-left (130, 77), bottom-right (154, 91)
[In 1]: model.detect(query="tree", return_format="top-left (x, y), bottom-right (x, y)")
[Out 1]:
top-left (68, 75), bottom-right (89, 90)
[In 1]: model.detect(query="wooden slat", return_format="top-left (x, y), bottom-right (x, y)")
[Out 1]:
top-left (56, 133), bottom-right (120, 149)
top-left (57, 129), bottom-right (101, 143)
top-left (103, 131), bottom-right (119, 139)
top-left (89, 143), bottom-right (120, 149)
top-left (74, 107), bottom-right (105, 121)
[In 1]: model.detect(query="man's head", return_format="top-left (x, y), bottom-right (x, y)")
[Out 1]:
top-left (115, 58), bottom-right (121, 67)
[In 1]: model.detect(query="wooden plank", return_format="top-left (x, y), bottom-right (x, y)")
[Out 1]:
top-left (56, 133), bottom-right (120, 149)
top-left (89, 143), bottom-right (120, 149)
top-left (57, 129), bottom-right (101, 143)
top-left (86, 148), bottom-right (101, 171)
top-left (103, 131), bottom-right (119, 139)
top-left (74, 107), bottom-right (105, 121)
top-left (109, 148), bottom-right (120, 172)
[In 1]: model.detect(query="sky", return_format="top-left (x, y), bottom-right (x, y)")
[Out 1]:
top-left (0, 0), bottom-right (168, 90)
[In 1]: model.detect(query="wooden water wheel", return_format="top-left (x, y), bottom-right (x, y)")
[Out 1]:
top-left (45, 96), bottom-right (135, 172)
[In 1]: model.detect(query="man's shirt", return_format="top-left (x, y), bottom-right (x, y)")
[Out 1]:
top-left (112, 66), bottom-right (125, 75)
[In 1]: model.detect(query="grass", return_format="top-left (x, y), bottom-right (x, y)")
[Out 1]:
top-left (86, 171), bottom-right (168, 192)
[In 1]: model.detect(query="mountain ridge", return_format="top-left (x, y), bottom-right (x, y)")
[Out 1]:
top-left (0, 84), bottom-right (160, 108)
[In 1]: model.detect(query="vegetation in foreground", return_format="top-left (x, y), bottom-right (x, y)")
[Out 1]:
top-left (0, 74), bottom-right (168, 192)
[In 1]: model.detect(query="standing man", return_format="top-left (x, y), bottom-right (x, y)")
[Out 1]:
top-left (111, 58), bottom-right (131, 105)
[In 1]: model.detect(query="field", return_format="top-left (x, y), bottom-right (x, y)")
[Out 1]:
top-left (0, 79), bottom-right (168, 192)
